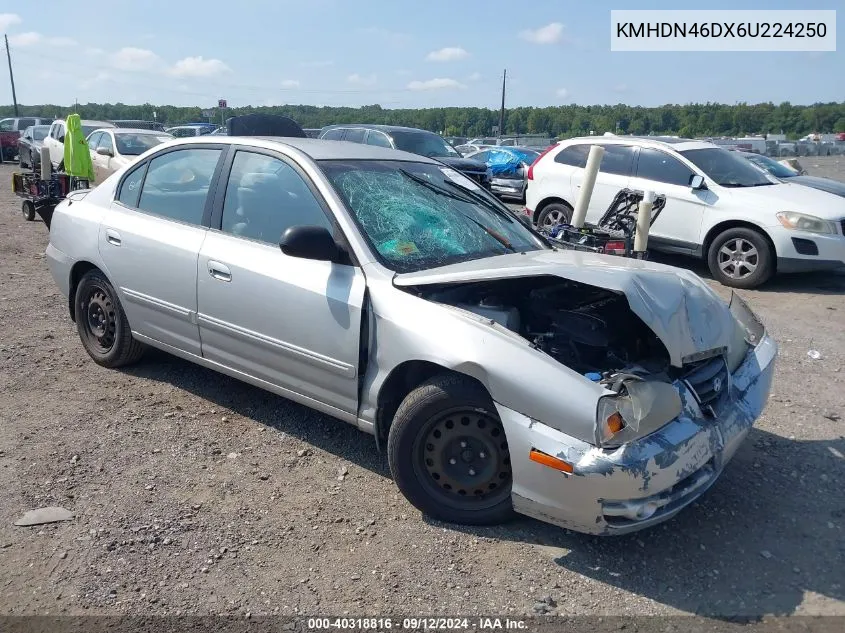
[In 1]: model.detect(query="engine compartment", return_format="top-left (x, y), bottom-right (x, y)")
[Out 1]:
top-left (419, 276), bottom-right (671, 377)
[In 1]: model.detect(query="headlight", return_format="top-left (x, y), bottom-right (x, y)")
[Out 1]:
top-left (595, 381), bottom-right (683, 448)
top-left (776, 211), bottom-right (836, 235)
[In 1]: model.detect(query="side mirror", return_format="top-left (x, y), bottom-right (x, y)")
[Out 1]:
top-left (58, 135), bottom-right (65, 143)
top-left (279, 225), bottom-right (339, 262)
top-left (96, 147), bottom-right (113, 156)
top-left (690, 175), bottom-right (707, 190)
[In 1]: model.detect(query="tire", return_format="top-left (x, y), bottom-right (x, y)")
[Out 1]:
top-left (21, 200), bottom-right (36, 222)
top-left (536, 201), bottom-right (573, 229)
top-left (387, 374), bottom-right (515, 526)
top-left (707, 227), bottom-right (774, 289)
top-left (74, 269), bottom-right (145, 368)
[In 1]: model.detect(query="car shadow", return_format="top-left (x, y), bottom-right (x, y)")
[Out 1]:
top-left (650, 252), bottom-right (845, 296)
top-left (123, 351), bottom-right (844, 617)
top-left (436, 427), bottom-right (845, 617)
top-left (122, 348), bottom-right (392, 479)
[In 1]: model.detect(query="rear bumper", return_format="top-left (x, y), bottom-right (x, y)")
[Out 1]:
top-left (499, 333), bottom-right (777, 535)
top-left (45, 242), bottom-right (73, 300)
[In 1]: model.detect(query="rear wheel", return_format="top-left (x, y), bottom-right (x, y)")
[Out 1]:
top-left (21, 200), bottom-right (36, 221)
top-left (536, 201), bottom-right (573, 229)
top-left (387, 374), bottom-right (514, 526)
top-left (74, 270), bottom-right (145, 368)
top-left (707, 227), bottom-right (774, 289)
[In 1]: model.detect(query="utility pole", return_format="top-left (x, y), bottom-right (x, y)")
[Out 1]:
top-left (5, 34), bottom-right (19, 116)
top-left (497, 69), bottom-right (506, 139)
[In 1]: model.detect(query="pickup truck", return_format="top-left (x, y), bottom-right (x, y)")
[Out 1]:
top-left (0, 117), bottom-right (53, 161)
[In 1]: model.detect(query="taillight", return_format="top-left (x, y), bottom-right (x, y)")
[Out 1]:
top-left (604, 240), bottom-right (627, 255)
top-left (527, 143), bottom-right (558, 180)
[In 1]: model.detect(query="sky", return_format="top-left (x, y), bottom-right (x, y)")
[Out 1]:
top-left (1, 0), bottom-right (842, 110)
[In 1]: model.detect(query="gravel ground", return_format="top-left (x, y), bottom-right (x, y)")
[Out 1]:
top-left (1, 157), bottom-right (844, 619)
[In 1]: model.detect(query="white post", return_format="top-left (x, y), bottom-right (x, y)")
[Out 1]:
top-left (634, 190), bottom-right (655, 254)
top-left (40, 146), bottom-right (51, 180)
top-left (571, 145), bottom-right (604, 228)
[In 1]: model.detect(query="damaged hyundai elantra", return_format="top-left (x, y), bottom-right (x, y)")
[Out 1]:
top-left (45, 136), bottom-right (777, 535)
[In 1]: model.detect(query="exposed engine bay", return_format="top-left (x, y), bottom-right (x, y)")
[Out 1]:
top-left (417, 276), bottom-right (671, 379)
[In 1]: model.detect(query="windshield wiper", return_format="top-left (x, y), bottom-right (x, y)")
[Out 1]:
top-left (397, 168), bottom-right (474, 204)
top-left (460, 214), bottom-right (515, 251)
top-left (438, 178), bottom-right (516, 224)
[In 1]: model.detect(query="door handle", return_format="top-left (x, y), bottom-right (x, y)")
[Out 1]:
top-left (105, 229), bottom-right (121, 246)
top-left (207, 260), bottom-right (232, 282)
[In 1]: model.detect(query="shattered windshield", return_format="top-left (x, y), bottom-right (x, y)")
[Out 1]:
top-left (320, 160), bottom-right (547, 273)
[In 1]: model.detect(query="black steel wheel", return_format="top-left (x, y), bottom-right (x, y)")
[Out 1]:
top-left (74, 269), bottom-right (145, 367)
top-left (21, 200), bottom-right (36, 221)
top-left (388, 374), bottom-right (515, 525)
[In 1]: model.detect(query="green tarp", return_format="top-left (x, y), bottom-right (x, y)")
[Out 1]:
top-left (63, 114), bottom-right (94, 181)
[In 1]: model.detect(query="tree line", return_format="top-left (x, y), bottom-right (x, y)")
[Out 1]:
top-left (3, 101), bottom-right (844, 139)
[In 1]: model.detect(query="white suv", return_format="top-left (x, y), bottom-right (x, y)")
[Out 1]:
top-left (525, 136), bottom-right (845, 288)
top-left (43, 119), bottom-right (115, 170)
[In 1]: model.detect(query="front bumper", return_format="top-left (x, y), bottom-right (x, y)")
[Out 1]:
top-left (767, 224), bottom-right (845, 273)
top-left (498, 332), bottom-right (777, 535)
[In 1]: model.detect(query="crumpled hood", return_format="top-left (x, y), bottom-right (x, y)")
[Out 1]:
top-left (393, 249), bottom-right (738, 368)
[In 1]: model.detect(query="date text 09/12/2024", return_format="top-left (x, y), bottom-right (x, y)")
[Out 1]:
top-left (307, 618), bottom-right (528, 630)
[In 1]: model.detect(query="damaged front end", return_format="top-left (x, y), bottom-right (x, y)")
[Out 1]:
top-left (394, 254), bottom-right (776, 534)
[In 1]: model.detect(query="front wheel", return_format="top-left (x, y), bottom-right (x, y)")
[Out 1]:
top-left (536, 202), bottom-right (573, 230)
top-left (74, 270), bottom-right (145, 368)
top-left (707, 227), bottom-right (774, 289)
top-left (387, 374), bottom-right (515, 526)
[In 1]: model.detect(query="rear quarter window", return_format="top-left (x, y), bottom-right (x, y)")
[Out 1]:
top-left (554, 144), bottom-right (589, 168)
top-left (116, 161), bottom-right (148, 208)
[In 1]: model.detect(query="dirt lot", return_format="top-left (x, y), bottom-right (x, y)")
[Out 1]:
top-left (1, 157), bottom-right (844, 619)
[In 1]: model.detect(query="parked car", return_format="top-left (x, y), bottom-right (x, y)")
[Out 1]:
top-left (320, 124), bottom-right (488, 186)
top-left (45, 135), bottom-right (776, 535)
top-left (165, 124), bottom-right (217, 138)
top-left (17, 124), bottom-right (51, 169)
top-left (525, 136), bottom-right (845, 288)
top-left (44, 119), bottom-right (116, 170)
top-left (0, 116), bottom-right (53, 160)
top-left (303, 128), bottom-right (321, 139)
top-left (110, 120), bottom-right (167, 132)
top-left (87, 128), bottom-right (174, 182)
top-left (738, 150), bottom-right (845, 199)
top-left (465, 146), bottom-right (540, 202)
top-left (444, 136), bottom-right (468, 146)
top-left (455, 143), bottom-right (495, 155)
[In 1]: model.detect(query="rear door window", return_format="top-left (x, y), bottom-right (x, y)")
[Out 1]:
top-left (136, 148), bottom-right (223, 225)
top-left (116, 161), bottom-right (148, 208)
top-left (599, 145), bottom-right (635, 176)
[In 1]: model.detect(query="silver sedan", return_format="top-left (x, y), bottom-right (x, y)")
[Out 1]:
top-left (45, 137), bottom-right (777, 535)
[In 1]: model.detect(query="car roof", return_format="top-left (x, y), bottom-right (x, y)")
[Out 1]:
top-left (562, 135), bottom-right (716, 152)
top-left (322, 123), bottom-right (440, 135)
top-left (172, 135), bottom-right (441, 163)
top-left (106, 128), bottom-right (173, 135)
